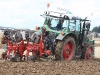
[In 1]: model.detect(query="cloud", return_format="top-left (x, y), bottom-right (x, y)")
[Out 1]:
top-left (0, 0), bottom-right (99, 30)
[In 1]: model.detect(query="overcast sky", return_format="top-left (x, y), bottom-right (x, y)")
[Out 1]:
top-left (0, 0), bottom-right (99, 30)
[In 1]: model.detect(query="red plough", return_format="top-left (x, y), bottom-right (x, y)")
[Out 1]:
top-left (2, 29), bottom-right (51, 61)
top-left (25, 35), bottom-right (51, 60)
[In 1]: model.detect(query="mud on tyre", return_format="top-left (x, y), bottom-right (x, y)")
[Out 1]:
top-left (55, 36), bottom-right (76, 60)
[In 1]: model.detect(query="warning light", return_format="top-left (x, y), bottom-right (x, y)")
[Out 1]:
top-left (47, 3), bottom-right (50, 7)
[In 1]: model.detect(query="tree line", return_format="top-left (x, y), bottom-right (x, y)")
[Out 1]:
top-left (92, 26), bottom-right (100, 33)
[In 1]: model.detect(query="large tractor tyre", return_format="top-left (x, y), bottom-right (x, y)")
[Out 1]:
top-left (55, 36), bottom-right (76, 60)
top-left (80, 45), bottom-right (94, 59)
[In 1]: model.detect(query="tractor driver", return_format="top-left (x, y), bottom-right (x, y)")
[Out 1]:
top-left (54, 19), bottom-right (64, 31)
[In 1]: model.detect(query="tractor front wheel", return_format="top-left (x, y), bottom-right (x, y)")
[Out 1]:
top-left (81, 45), bottom-right (94, 59)
top-left (55, 36), bottom-right (76, 60)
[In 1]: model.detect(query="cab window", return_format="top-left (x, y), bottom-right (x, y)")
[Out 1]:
top-left (76, 20), bottom-right (80, 32)
top-left (69, 20), bottom-right (76, 31)
top-left (62, 20), bottom-right (69, 28)
top-left (51, 19), bottom-right (58, 27)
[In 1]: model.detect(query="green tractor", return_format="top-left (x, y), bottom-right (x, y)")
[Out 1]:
top-left (33, 7), bottom-right (94, 61)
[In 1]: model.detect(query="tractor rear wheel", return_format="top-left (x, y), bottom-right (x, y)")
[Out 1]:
top-left (55, 36), bottom-right (76, 60)
top-left (80, 45), bottom-right (94, 59)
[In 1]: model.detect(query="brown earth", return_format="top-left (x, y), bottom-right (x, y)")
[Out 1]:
top-left (0, 59), bottom-right (100, 75)
top-left (0, 33), bottom-right (100, 75)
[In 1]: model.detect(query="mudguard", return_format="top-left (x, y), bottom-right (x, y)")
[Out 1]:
top-left (56, 35), bottom-right (65, 40)
top-left (56, 32), bottom-right (77, 41)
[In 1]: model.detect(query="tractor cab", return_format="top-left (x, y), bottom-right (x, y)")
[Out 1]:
top-left (43, 15), bottom-right (68, 31)
top-left (39, 3), bottom-right (92, 43)
top-left (38, 3), bottom-right (76, 32)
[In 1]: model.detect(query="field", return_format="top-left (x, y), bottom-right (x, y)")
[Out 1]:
top-left (0, 33), bottom-right (100, 75)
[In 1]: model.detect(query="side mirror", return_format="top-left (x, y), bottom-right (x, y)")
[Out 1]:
top-left (86, 22), bottom-right (90, 29)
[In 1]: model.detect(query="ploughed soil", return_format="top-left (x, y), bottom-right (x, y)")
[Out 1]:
top-left (0, 59), bottom-right (100, 75)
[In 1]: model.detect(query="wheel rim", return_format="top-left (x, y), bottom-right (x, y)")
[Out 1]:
top-left (62, 41), bottom-right (74, 60)
top-left (86, 47), bottom-right (93, 59)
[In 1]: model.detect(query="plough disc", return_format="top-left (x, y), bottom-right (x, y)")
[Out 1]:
top-left (31, 33), bottom-right (40, 43)
top-left (15, 31), bottom-right (23, 42)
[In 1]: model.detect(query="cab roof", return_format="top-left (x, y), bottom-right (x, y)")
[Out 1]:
top-left (41, 11), bottom-right (90, 21)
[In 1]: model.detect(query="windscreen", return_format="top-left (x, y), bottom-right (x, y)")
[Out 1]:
top-left (51, 19), bottom-right (59, 27)
top-left (51, 19), bottom-right (69, 29)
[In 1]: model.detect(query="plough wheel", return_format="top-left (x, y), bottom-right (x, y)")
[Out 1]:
top-left (2, 52), bottom-right (7, 60)
top-left (31, 52), bottom-right (39, 62)
top-left (55, 36), bottom-right (76, 60)
top-left (15, 53), bottom-right (22, 62)
top-left (25, 52), bottom-right (39, 62)
top-left (11, 53), bottom-right (22, 62)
